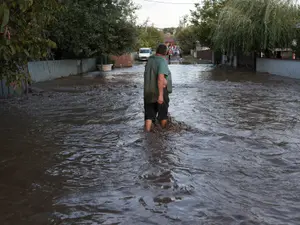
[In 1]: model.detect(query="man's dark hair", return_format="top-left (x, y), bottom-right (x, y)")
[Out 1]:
top-left (156, 44), bottom-right (167, 55)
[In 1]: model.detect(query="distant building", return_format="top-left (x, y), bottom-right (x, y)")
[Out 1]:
top-left (164, 33), bottom-right (176, 45)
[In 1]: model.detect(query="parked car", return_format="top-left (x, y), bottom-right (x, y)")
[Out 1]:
top-left (138, 48), bottom-right (152, 61)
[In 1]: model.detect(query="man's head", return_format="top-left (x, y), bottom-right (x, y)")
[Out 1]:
top-left (156, 44), bottom-right (167, 56)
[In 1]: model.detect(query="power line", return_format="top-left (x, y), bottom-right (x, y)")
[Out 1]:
top-left (143, 0), bottom-right (197, 5)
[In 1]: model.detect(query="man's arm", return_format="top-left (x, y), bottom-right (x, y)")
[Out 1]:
top-left (157, 59), bottom-right (169, 104)
top-left (157, 74), bottom-right (165, 104)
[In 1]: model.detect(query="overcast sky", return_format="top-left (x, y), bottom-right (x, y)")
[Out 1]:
top-left (133, 0), bottom-right (199, 28)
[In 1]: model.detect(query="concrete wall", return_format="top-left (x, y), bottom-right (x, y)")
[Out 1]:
top-left (28, 58), bottom-right (96, 82)
top-left (256, 58), bottom-right (300, 79)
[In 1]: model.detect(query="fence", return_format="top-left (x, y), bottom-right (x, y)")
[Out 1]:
top-left (0, 79), bottom-right (24, 98)
top-left (256, 58), bottom-right (300, 79)
top-left (0, 58), bottom-right (97, 97)
top-left (28, 58), bottom-right (96, 82)
top-left (197, 50), bottom-right (213, 61)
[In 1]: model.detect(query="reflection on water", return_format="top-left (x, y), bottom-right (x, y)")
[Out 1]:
top-left (1, 64), bottom-right (300, 224)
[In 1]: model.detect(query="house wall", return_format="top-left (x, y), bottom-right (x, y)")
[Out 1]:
top-left (196, 50), bottom-right (212, 61)
top-left (256, 58), bottom-right (300, 79)
top-left (281, 51), bottom-right (293, 59)
top-left (110, 54), bottom-right (134, 68)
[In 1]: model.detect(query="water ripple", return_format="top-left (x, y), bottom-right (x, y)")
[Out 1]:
top-left (1, 64), bottom-right (300, 224)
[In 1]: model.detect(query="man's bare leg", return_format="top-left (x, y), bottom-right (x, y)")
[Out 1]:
top-left (145, 119), bottom-right (153, 132)
top-left (160, 119), bottom-right (167, 128)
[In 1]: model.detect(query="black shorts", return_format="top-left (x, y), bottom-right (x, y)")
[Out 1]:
top-left (144, 89), bottom-right (169, 121)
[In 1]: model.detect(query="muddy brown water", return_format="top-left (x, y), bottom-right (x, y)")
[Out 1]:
top-left (1, 64), bottom-right (300, 225)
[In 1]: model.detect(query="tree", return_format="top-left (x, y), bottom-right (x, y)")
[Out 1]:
top-left (136, 25), bottom-right (164, 50)
top-left (175, 25), bottom-right (197, 54)
top-left (50, 0), bottom-right (138, 59)
top-left (190, 0), bottom-right (228, 48)
top-left (212, 0), bottom-right (300, 54)
top-left (163, 27), bottom-right (176, 35)
top-left (174, 16), bottom-right (197, 54)
top-left (0, 1), bottom-right (59, 86)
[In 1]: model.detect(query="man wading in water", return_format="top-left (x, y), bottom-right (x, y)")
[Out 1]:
top-left (144, 44), bottom-right (172, 132)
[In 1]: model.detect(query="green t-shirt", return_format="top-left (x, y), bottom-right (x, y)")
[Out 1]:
top-left (144, 55), bottom-right (172, 103)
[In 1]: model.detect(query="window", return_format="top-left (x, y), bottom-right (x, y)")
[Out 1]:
top-left (140, 49), bottom-right (150, 53)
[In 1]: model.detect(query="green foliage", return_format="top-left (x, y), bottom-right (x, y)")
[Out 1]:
top-left (163, 27), bottom-right (176, 35)
top-left (96, 55), bottom-right (115, 65)
top-left (175, 26), bottom-right (197, 54)
top-left (50, 0), bottom-right (138, 58)
top-left (0, 0), bottom-right (59, 85)
top-left (190, 0), bottom-right (228, 48)
top-left (213, 0), bottom-right (300, 53)
top-left (0, 3), bottom-right (9, 33)
top-left (136, 26), bottom-right (164, 50)
top-left (1, 0), bottom-right (139, 86)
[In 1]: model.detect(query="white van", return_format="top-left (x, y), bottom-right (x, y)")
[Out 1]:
top-left (138, 48), bottom-right (152, 61)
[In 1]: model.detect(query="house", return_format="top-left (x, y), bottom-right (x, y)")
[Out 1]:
top-left (164, 33), bottom-right (175, 46)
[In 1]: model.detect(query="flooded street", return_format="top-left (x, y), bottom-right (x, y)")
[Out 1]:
top-left (1, 64), bottom-right (300, 225)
